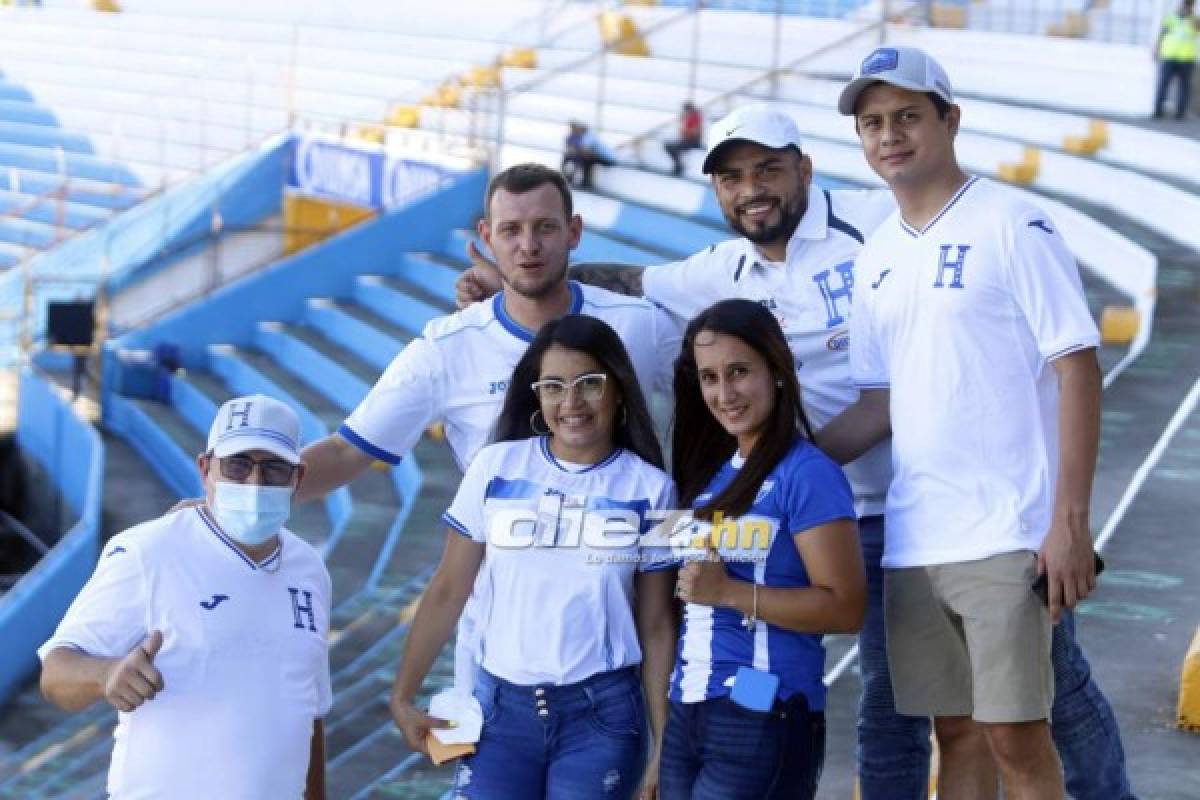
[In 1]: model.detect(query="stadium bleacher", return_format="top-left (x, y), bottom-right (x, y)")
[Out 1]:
top-left (0, 0), bottom-right (1198, 797)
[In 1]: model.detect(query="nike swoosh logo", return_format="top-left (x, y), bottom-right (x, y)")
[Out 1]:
top-left (105, 546), bottom-right (127, 558)
top-left (1028, 219), bottom-right (1054, 234)
top-left (871, 269), bottom-right (892, 289)
top-left (200, 594), bottom-right (230, 610)
top-left (725, 124), bottom-right (744, 137)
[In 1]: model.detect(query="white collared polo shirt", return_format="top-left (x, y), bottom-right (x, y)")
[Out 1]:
top-left (39, 507), bottom-right (332, 800)
top-left (850, 177), bottom-right (1100, 568)
top-left (643, 185), bottom-right (896, 517)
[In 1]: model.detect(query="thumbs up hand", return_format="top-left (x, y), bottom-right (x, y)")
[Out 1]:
top-left (103, 630), bottom-right (166, 712)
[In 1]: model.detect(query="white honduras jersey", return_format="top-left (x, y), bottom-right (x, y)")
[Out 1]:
top-left (642, 185), bottom-right (896, 517)
top-left (340, 281), bottom-right (679, 470)
top-left (850, 177), bottom-right (1100, 567)
top-left (39, 508), bottom-right (332, 800)
top-left (443, 436), bottom-right (676, 686)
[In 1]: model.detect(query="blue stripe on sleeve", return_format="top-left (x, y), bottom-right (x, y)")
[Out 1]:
top-left (337, 423), bottom-right (403, 465)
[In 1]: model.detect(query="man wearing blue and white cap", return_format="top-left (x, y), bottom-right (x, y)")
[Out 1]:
top-left (40, 394), bottom-right (331, 800)
top-left (830, 45), bottom-right (1131, 799)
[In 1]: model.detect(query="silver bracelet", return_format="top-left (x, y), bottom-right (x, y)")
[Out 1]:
top-left (742, 582), bottom-right (758, 630)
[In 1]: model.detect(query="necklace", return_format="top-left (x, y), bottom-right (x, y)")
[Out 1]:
top-left (259, 538), bottom-right (284, 574)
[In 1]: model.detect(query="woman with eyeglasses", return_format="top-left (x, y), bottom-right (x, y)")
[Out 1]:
top-left (390, 314), bottom-right (678, 800)
top-left (658, 299), bottom-right (866, 800)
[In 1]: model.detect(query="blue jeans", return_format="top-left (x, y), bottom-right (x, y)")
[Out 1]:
top-left (860, 517), bottom-right (1135, 799)
top-left (857, 515), bottom-right (931, 799)
top-left (1051, 611), bottom-right (1137, 799)
top-left (659, 695), bottom-right (825, 800)
top-left (452, 667), bottom-right (647, 799)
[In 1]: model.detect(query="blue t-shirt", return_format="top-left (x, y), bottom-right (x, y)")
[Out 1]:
top-left (668, 438), bottom-right (855, 710)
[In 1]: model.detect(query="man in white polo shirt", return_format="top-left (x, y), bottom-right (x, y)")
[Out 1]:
top-left (838, 46), bottom-right (1112, 799)
top-left (39, 395), bottom-right (331, 800)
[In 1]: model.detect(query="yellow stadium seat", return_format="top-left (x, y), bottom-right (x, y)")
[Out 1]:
top-left (422, 83), bottom-right (462, 109)
top-left (500, 48), bottom-right (538, 69)
top-left (1063, 134), bottom-right (1101, 155)
top-left (1179, 628), bottom-right (1200, 731)
top-left (1048, 11), bottom-right (1089, 38)
top-left (929, 4), bottom-right (967, 28)
top-left (463, 65), bottom-right (502, 89)
top-left (998, 146), bottom-right (1041, 185)
top-left (387, 105), bottom-right (421, 129)
top-left (348, 125), bottom-right (384, 145)
top-left (1064, 119), bottom-right (1109, 155)
top-left (1100, 306), bottom-right (1140, 345)
top-left (598, 11), bottom-right (650, 57)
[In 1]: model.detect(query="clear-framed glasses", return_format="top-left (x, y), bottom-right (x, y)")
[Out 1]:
top-left (530, 372), bottom-right (607, 403)
top-left (213, 453), bottom-right (298, 487)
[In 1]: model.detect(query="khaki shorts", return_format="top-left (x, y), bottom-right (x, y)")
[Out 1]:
top-left (884, 550), bottom-right (1053, 724)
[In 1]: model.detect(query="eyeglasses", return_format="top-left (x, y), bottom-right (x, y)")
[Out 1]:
top-left (530, 372), bottom-right (607, 403)
top-left (212, 453), bottom-right (298, 487)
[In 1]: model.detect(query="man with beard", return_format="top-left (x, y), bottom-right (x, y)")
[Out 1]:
top-left (293, 162), bottom-right (676, 707)
top-left (457, 104), bottom-right (1132, 800)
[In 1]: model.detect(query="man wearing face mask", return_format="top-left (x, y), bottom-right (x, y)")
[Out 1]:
top-left (39, 394), bottom-right (331, 800)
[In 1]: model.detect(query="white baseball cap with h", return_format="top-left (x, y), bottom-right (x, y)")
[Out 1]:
top-left (838, 45), bottom-right (954, 116)
top-left (701, 103), bottom-right (804, 174)
top-left (207, 394), bottom-right (302, 464)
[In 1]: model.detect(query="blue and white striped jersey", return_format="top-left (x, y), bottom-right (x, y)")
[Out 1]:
top-left (669, 438), bottom-right (855, 710)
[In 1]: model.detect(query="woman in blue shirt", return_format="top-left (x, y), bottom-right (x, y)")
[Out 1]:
top-left (660, 298), bottom-right (866, 800)
top-left (390, 314), bottom-right (677, 799)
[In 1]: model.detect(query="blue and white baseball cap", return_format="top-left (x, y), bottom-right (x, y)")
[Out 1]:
top-left (701, 103), bottom-right (804, 173)
top-left (838, 46), bottom-right (954, 115)
top-left (207, 394), bottom-right (302, 463)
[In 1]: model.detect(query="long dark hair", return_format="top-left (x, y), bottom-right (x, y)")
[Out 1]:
top-left (672, 298), bottom-right (814, 518)
top-left (493, 314), bottom-right (663, 469)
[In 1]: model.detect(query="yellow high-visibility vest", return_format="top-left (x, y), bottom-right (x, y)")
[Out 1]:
top-left (1160, 13), bottom-right (1198, 62)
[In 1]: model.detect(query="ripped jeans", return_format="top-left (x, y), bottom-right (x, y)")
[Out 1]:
top-left (452, 667), bottom-right (647, 799)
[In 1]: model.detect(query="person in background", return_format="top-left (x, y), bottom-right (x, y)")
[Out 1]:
top-left (563, 120), bottom-right (617, 189)
top-left (660, 298), bottom-right (865, 800)
top-left (40, 395), bottom-right (330, 800)
top-left (663, 102), bottom-right (704, 176)
top-left (1154, 0), bottom-right (1198, 119)
top-left (390, 315), bottom-right (677, 799)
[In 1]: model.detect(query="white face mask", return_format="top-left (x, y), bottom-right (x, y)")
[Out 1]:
top-left (211, 482), bottom-right (292, 546)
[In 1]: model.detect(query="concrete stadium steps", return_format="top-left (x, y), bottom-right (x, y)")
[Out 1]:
top-left (370, 436), bottom-right (462, 595)
top-left (0, 216), bottom-right (57, 250)
top-left (0, 119), bottom-right (92, 155)
top-left (221, 343), bottom-right (395, 608)
top-left (0, 709), bottom-right (117, 799)
top-left (573, 189), bottom-right (728, 261)
top-left (0, 189), bottom-right (109, 231)
top-left (0, 170), bottom-right (146, 212)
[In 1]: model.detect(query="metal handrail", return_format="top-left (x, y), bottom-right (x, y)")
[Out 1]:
top-left (0, 508), bottom-right (49, 557)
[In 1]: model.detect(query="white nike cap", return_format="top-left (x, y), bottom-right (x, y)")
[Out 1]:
top-left (207, 394), bottom-right (302, 464)
top-left (838, 45), bottom-right (954, 116)
top-left (701, 104), bottom-right (803, 174)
